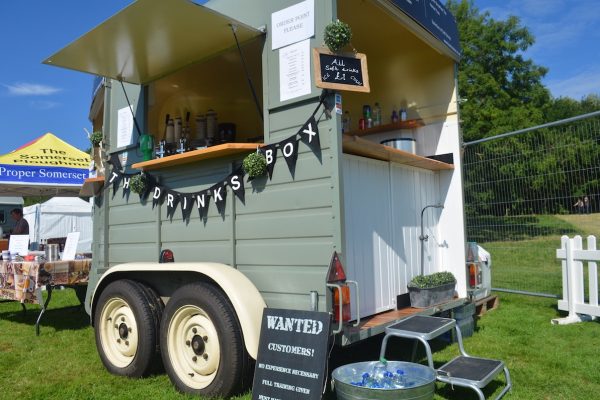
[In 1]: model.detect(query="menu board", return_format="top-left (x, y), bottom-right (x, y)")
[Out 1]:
top-left (313, 48), bottom-right (370, 93)
top-left (390, 0), bottom-right (461, 58)
top-left (252, 308), bottom-right (331, 400)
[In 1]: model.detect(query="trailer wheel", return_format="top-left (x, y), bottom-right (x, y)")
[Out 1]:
top-left (160, 282), bottom-right (250, 397)
top-left (94, 279), bottom-right (161, 377)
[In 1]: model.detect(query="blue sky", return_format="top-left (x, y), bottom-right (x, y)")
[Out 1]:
top-left (1, 0), bottom-right (599, 155)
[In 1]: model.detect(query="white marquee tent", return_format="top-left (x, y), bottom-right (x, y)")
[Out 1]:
top-left (23, 197), bottom-right (92, 252)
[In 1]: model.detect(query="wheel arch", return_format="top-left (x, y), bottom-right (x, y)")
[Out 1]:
top-left (91, 262), bottom-right (266, 359)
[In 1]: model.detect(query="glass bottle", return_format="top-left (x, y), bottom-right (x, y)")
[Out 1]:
top-left (391, 107), bottom-right (399, 124)
top-left (342, 111), bottom-right (351, 133)
top-left (400, 108), bottom-right (407, 122)
top-left (373, 102), bottom-right (382, 126)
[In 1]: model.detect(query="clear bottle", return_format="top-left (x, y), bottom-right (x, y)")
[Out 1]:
top-left (400, 108), bottom-right (407, 122)
top-left (165, 118), bottom-right (175, 143)
top-left (373, 102), bottom-right (382, 127)
top-left (369, 360), bottom-right (388, 388)
top-left (174, 117), bottom-right (182, 142)
top-left (342, 111), bottom-right (351, 133)
top-left (393, 369), bottom-right (406, 388)
top-left (391, 107), bottom-right (399, 124)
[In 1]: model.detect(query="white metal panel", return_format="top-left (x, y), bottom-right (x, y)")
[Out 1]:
top-left (389, 164), bottom-right (441, 292)
top-left (343, 154), bottom-right (443, 318)
top-left (343, 155), bottom-right (395, 317)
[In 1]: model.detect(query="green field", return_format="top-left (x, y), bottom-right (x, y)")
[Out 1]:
top-left (478, 213), bottom-right (599, 296)
top-left (2, 289), bottom-right (600, 399)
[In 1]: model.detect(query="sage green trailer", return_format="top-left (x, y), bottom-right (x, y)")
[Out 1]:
top-left (46, 0), bottom-right (467, 397)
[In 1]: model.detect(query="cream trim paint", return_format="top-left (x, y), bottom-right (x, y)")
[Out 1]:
top-left (92, 262), bottom-right (266, 359)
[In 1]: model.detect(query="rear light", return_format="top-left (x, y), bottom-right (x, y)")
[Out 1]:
top-left (468, 262), bottom-right (480, 288)
top-left (327, 251), bottom-right (347, 282)
top-left (160, 249), bottom-right (175, 263)
top-left (333, 285), bottom-right (351, 322)
top-left (327, 251), bottom-right (351, 322)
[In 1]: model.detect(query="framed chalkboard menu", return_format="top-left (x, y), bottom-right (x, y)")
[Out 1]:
top-left (313, 48), bottom-right (370, 93)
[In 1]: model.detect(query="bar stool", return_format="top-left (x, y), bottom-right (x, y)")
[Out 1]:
top-left (380, 315), bottom-right (511, 400)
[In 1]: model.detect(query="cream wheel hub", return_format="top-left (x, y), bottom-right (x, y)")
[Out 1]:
top-left (167, 305), bottom-right (221, 389)
top-left (99, 298), bottom-right (139, 368)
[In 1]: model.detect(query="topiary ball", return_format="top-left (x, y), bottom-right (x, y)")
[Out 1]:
top-left (243, 152), bottom-right (267, 178)
top-left (324, 20), bottom-right (352, 53)
top-left (130, 174), bottom-right (147, 194)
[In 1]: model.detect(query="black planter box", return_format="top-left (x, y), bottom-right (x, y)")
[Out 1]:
top-left (408, 282), bottom-right (455, 308)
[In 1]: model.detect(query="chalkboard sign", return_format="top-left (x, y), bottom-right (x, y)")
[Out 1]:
top-left (252, 308), bottom-right (331, 400)
top-left (313, 48), bottom-right (370, 93)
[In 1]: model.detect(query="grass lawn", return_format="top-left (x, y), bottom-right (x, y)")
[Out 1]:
top-left (2, 289), bottom-right (600, 399)
top-left (480, 213), bottom-right (599, 296)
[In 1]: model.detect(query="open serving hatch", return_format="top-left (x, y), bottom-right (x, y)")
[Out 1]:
top-left (43, 0), bottom-right (264, 84)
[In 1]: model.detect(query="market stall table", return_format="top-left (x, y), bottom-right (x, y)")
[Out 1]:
top-left (0, 258), bottom-right (91, 335)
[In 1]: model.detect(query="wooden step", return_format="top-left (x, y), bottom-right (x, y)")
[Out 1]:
top-left (475, 295), bottom-right (499, 316)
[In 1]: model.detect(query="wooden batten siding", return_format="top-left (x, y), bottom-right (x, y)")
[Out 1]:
top-left (235, 102), bottom-right (337, 312)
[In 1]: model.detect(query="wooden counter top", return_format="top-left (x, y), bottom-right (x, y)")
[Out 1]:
top-left (342, 135), bottom-right (454, 171)
top-left (79, 177), bottom-right (105, 197)
top-left (132, 142), bottom-right (261, 171)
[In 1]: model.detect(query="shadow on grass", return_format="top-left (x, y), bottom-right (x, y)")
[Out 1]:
top-left (0, 304), bottom-right (89, 332)
top-left (466, 214), bottom-right (579, 242)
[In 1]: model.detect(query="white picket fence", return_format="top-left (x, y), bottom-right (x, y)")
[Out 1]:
top-left (553, 235), bottom-right (600, 325)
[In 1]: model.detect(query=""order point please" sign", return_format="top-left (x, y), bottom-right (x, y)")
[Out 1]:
top-left (252, 309), bottom-right (331, 400)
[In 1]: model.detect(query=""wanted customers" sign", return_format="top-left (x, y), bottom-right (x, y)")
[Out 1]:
top-left (252, 309), bottom-right (331, 400)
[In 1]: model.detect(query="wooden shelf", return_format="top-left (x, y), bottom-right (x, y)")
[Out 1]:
top-left (346, 119), bottom-right (425, 138)
top-left (79, 177), bottom-right (105, 197)
top-left (342, 135), bottom-right (454, 171)
top-left (132, 142), bottom-right (260, 171)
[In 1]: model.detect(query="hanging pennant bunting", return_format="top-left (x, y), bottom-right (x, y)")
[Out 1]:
top-left (121, 175), bottom-right (131, 196)
top-left (211, 182), bottom-right (228, 216)
top-left (260, 145), bottom-right (278, 180)
top-left (181, 194), bottom-right (195, 221)
top-left (299, 116), bottom-right (321, 155)
top-left (152, 186), bottom-right (165, 208)
top-left (100, 102), bottom-right (327, 226)
top-left (165, 189), bottom-right (181, 219)
top-left (109, 153), bottom-right (122, 171)
top-left (108, 170), bottom-right (122, 194)
top-left (228, 171), bottom-right (245, 203)
top-left (280, 136), bottom-right (299, 176)
top-left (195, 190), bottom-right (211, 220)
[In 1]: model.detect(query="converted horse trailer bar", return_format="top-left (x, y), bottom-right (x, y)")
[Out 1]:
top-left (45, 0), bottom-right (466, 397)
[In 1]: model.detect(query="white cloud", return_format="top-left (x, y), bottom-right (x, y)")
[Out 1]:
top-left (546, 68), bottom-right (600, 99)
top-left (3, 82), bottom-right (62, 96)
top-left (29, 100), bottom-right (61, 110)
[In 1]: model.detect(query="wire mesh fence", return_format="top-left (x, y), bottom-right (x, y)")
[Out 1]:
top-left (463, 112), bottom-right (600, 297)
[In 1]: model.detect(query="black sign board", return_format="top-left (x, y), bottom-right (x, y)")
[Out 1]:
top-left (313, 48), bottom-right (370, 93)
top-left (252, 308), bottom-right (331, 400)
top-left (391, 0), bottom-right (461, 59)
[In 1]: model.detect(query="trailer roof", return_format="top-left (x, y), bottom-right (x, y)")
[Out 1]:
top-left (43, 0), bottom-right (264, 85)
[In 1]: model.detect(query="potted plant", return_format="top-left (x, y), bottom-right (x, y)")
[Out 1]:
top-left (408, 271), bottom-right (456, 308)
top-left (89, 131), bottom-right (105, 176)
top-left (324, 20), bottom-right (352, 53)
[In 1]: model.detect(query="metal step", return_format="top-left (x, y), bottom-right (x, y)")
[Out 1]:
top-left (438, 356), bottom-right (504, 388)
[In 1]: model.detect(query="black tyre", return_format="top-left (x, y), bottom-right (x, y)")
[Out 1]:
top-left (160, 282), bottom-right (250, 397)
top-left (94, 279), bottom-right (162, 377)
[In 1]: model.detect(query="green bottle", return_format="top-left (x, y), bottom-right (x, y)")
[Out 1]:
top-left (139, 133), bottom-right (154, 161)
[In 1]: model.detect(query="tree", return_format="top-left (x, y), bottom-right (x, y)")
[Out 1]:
top-left (447, 0), bottom-right (550, 142)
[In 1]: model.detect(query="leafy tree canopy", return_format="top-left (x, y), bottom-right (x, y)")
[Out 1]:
top-left (448, 0), bottom-right (550, 142)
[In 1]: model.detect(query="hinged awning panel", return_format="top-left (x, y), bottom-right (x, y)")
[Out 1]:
top-left (44, 0), bottom-right (263, 84)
